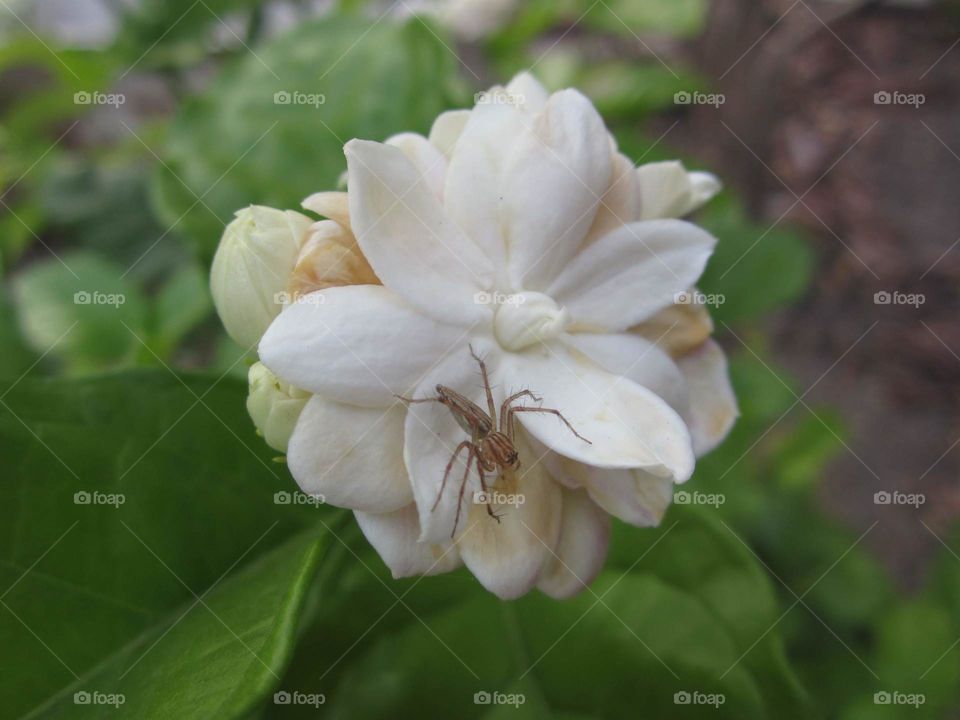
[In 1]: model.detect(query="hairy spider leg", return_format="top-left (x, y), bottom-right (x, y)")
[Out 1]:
top-left (468, 344), bottom-right (497, 422)
top-left (505, 405), bottom-right (593, 445)
top-left (499, 390), bottom-right (542, 435)
top-left (433, 440), bottom-right (473, 513)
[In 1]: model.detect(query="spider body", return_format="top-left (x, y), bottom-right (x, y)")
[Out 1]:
top-left (398, 346), bottom-right (590, 537)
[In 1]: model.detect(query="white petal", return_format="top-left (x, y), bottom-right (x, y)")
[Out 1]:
top-left (689, 171), bottom-right (722, 210)
top-left (402, 340), bottom-right (501, 544)
top-left (562, 332), bottom-right (688, 414)
top-left (545, 456), bottom-right (674, 527)
top-left (259, 284), bottom-right (460, 407)
top-left (301, 191), bottom-right (350, 231)
top-left (537, 488), bottom-right (610, 599)
top-left (503, 89), bottom-right (613, 291)
top-left (505, 71), bottom-right (550, 112)
top-left (286, 395), bottom-right (412, 513)
top-left (345, 139), bottom-right (494, 325)
top-left (500, 343), bottom-right (695, 480)
top-left (456, 443), bottom-right (562, 600)
top-left (584, 152), bottom-right (640, 245)
top-left (678, 339), bottom-right (738, 457)
top-left (385, 132), bottom-right (447, 201)
top-left (428, 109), bottom-right (471, 158)
top-left (356, 505), bottom-right (461, 579)
top-left (443, 99), bottom-right (525, 273)
top-left (636, 161), bottom-right (721, 220)
top-left (548, 219), bottom-right (717, 332)
top-left (632, 300), bottom-right (714, 358)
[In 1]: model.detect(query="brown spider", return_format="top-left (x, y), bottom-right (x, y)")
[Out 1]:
top-left (398, 345), bottom-right (591, 538)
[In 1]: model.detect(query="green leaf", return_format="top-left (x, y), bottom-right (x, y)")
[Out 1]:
top-left (151, 260), bottom-right (214, 357)
top-left (12, 252), bottom-right (148, 374)
top-left (29, 532), bottom-right (324, 719)
top-left (153, 15), bottom-right (459, 260)
top-left (698, 194), bottom-right (814, 324)
top-left (583, 0), bottom-right (709, 38)
top-left (0, 370), bottom-right (333, 718)
top-left (272, 506), bottom-right (812, 719)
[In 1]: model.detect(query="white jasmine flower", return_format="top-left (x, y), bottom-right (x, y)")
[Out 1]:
top-left (247, 72), bottom-right (735, 599)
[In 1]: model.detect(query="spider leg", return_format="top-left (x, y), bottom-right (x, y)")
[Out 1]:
top-left (469, 344), bottom-right (497, 423)
top-left (475, 461), bottom-right (501, 523)
top-left (394, 393), bottom-right (440, 405)
top-left (451, 445), bottom-right (478, 538)
top-left (506, 406), bottom-right (592, 445)
top-left (433, 441), bottom-right (473, 513)
top-left (499, 390), bottom-right (542, 433)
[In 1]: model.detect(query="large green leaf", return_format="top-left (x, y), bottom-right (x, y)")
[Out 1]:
top-left (0, 371), bottom-right (333, 718)
top-left (270, 506), bottom-right (812, 719)
top-left (153, 15), bottom-right (461, 260)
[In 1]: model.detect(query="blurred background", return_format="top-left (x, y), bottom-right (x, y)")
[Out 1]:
top-left (1, 0), bottom-right (959, 718)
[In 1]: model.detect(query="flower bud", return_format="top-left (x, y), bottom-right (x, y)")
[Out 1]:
top-left (246, 362), bottom-right (310, 453)
top-left (210, 206), bottom-right (313, 348)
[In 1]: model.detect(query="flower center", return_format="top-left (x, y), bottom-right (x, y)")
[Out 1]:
top-left (492, 291), bottom-right (570, 351)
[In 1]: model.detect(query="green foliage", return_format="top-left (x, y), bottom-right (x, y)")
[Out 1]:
top-left (153, 15), bottom-right (462, 260)
top-left (1, 3), bottom-right (956, 719)
top-left (12, 251), bottom-right (148, 373)
top-left (582, 0), bottom-right (710, 39)
top-left (0, 371), bottom-right (333, 718)
top-left (698, 194), bottom-right (814, 324)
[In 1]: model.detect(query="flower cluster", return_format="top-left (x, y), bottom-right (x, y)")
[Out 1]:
top-left (211, 73), bottom-right (737, 599)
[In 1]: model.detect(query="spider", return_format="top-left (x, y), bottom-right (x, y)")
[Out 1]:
top-left (398, 345), bottom-right (591, 538)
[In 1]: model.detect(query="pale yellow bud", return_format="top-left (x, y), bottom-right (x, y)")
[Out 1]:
top-left (246, 362), bottom-right (310, 453)
top-left (210, 206), bottom-right (313, 348)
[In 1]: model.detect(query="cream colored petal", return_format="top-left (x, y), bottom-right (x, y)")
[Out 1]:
top-left (583, 152), bottom-right (639, 246)
top-left (286, 220), bottom-right (378, 298)
top-left (632, 299), bottom-right (714, 359)
top-left (456, 440), bottom-right (562, 600)
top-left (356, 505), bottom-right (461, 579)
top-left (677, 339), bottom-right (738, 457)
top-left (386, 132), bottom-right (448, 201)
top-left (428, 109), bottom-right (471, 158)
top-left (301, 191), bottom-right (351, 231)
top-left (540, 453), bottom-right (674, 527)
top-left (537, 488), bottom-right (610, 599)
top-left (286, 396), bottom-right (413, 513)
